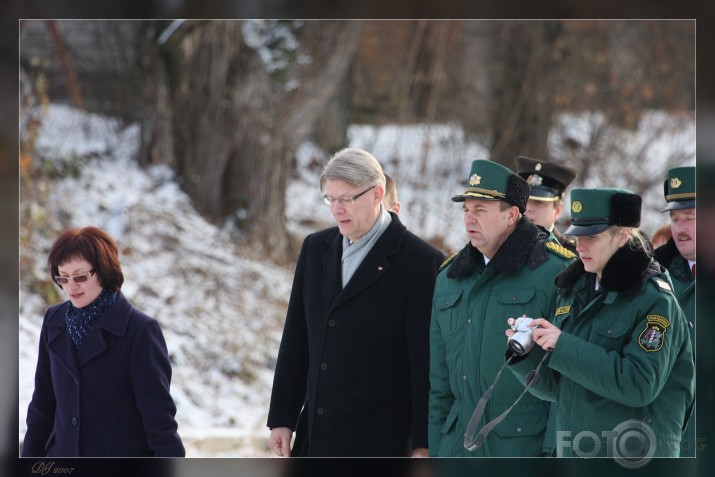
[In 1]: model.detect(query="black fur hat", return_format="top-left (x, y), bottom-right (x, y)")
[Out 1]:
top-left (506, 174), bottom-right (529, 213)
top-left (610, 191), bottom-right (642, 227)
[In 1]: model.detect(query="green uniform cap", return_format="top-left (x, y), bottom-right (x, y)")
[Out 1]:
top-left (451, 159), bottom-right (529, 213)
top-left (565, 188), bottom-right (641, 236)
top-left (662, 166), bottom-right (695, 212)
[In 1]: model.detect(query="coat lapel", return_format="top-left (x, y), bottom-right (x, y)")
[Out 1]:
top-left (322, 230), bottom-right (344, 305)
top-left (330, 218), bottom-right (403, 312)
top-left (46, 303), bottom-right (80, 381)
top-left (76, 325), bottom-right (107, 367)
top-left (76, 292), bottom-right (131, 367)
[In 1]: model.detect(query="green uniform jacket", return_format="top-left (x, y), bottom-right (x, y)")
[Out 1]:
top-left (541, 226), bottom-right (577, 455)
top-left (654, 237), bottom-right (696, 456)
top-left (654, 238), bottom-right (694, 344)
top-left (510, 245), bottom-right (695, 458)
top-left (428, 218), bottom-right (574, 457)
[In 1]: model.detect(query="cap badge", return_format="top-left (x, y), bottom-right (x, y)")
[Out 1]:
top-left (469, 173), bottom-right (481, 186)
top-left (670, 177), bottom-right (682, 189)
top-left (571, 200), bottom-right (583, 213)
top-left (526, 174), bottom-right (543, 187)
top-left (535, 163), bottom-right (542, 171)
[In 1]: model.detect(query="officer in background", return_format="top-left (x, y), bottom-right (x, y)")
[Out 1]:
top-left (383, 173), bottom-right (401, 214)
top-left (515, 155), bottom-right (578, 456)
top-left (653, 165), bottom-right (696, 457)
top-left (654, 166), bottom-right (695, 341)
top-left (428, 159), bottom-right (575, 457)
top-left (516, 156), bottom-right (578, 254)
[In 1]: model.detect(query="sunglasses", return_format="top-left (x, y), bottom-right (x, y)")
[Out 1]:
top-left (54, 269), bottom-right (95, 285)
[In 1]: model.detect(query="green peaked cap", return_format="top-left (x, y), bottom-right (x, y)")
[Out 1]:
top-left (662, 166), bottom-right (695, 212)
top-left (451, 159), bottom-right (529, 213)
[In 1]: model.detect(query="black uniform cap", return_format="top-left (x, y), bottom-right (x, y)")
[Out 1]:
top-left (515, 156), bottom-right (577, 201)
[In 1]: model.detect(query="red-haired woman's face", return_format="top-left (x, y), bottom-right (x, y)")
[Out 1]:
top-left (56, 257), bottom-right (103, 308)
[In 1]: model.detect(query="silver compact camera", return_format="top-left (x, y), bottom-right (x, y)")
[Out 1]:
top-left (508, 317), bottom-right (538, 355)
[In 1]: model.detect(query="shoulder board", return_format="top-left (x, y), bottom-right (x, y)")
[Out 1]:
top-left (439, 253), bottom-right (458, 271)
top-left (653, 277), bottom-right (674, 293)
top-left (545, 241), bottom-right (576, 260)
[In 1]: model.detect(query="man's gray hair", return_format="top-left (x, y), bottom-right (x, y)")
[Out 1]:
top-left (319, 148), bottom-right (386, 193)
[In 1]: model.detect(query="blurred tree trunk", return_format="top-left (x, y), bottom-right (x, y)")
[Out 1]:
top-left (139, 20), bottom-right (363, 263)
top-left (312, 66), bottom-right (351, 154)
top-left (486, 21), bottom-right (562, 167)
top-left (45, 20), bottom-right (85, 109)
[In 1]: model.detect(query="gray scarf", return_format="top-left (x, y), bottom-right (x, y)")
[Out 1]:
top-left (341, 205), bottom-right (392, 287)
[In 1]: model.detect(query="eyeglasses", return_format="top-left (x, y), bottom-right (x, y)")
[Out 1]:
top-left (54, 270), bottom-right (95, 285)
top-left (323, 185), bottom-right (375, 206)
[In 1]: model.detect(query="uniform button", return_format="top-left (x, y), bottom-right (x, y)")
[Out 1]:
top-left (516, 427), bottom-right (522, 433)
top-left (646, 417), bottom-right (652, 424)
top-left (467, 319), bottom-right (472, 324)
top-left (462, 375), bottom-right (468, 381)
top-left (607, 329), bottom-right (612, 335)
top-left (71, 417), bottom-right (78, 426)
top-left (316, 407), bottom-right (324, 415)
top-left (327, 319), bottom-right (336, 327)
top-left (320, 363), bottom-right (328, 371)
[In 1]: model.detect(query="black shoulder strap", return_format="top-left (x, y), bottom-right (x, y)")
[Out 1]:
top-left (464, 350), bottom-right (552, 452)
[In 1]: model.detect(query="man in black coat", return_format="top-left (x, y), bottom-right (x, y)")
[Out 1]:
top-left (267, 148), bottom-right (445, 457)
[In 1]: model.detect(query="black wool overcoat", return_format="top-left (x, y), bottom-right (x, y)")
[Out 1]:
top-left (267, 213), bottom-right (444, 456)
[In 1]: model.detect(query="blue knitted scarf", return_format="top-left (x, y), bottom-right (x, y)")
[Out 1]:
top-left (65, 289), bottom-right (117, 348)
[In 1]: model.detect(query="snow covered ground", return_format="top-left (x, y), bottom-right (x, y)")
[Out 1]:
top-left (19, 104), bottom-right (694, 457)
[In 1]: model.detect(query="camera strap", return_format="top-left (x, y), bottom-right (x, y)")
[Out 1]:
top-left (463, 350), bottom-right (552, 451)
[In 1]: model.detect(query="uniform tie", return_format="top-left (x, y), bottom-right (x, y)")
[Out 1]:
top-left (691, 263), bottom-right (696, 279)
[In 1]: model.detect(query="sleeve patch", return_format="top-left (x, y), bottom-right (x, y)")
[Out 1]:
top-left (638, 315), bottom-right (670, 352)
top-left (545, 241), bottom-right (576, 260)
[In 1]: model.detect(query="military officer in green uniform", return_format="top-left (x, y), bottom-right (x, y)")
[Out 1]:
top-left (653, 166), bottom-right (696, 456)
top-left (515, 155), bottom-right (578, 456)
top-left (654, 166), bottom-right (695, 343)
top-left (428, 159), bottom-right (575, 457)
top-left (515, 155), bottom-right (578, 255)
top-left (506, 188), bottom-right (695, 458)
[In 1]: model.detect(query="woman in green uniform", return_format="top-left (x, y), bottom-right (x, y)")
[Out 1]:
top-left (507, 188), bottom-right (694, 459)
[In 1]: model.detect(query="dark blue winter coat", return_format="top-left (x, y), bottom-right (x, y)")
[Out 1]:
top-left (22, 292), bottom-right (185, 457)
